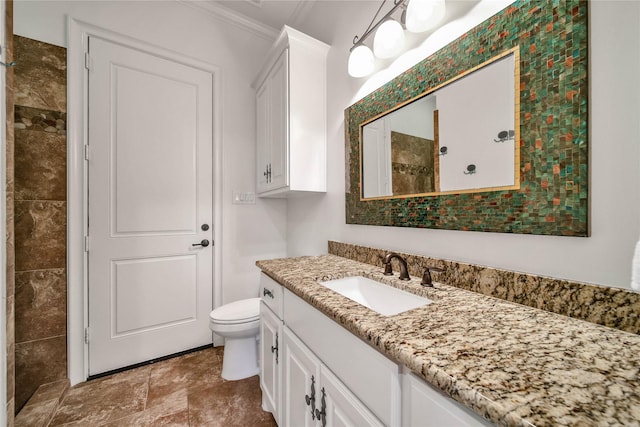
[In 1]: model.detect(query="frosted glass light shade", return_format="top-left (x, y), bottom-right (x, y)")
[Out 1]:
top-left (348, 45), bottom-right (375, 77)
top-left (373, 19), bottom-right (405, 59)
top-left (406, 0), bottom-right (446, 33)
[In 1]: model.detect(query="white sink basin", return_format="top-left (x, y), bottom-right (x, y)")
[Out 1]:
top-left (320, 276), bottom-right (432, 316)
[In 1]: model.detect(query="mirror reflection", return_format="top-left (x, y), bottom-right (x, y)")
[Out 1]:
top-left (360, 48), bottom-right (519, 200)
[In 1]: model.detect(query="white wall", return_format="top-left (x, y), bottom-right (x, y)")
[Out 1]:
top-left (13, 0), bottom-right (288, 304)
top-left (288, 0), bottom-right (640, 290)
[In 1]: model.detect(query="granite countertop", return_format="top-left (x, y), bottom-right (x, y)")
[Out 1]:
top-left (256, 255), bottom-right (640, 427)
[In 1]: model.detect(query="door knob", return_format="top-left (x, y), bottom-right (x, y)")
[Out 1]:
top-left (192, 239), bottom-right (210, 247)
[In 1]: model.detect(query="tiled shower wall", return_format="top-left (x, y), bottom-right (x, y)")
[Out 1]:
top-left (5, 1), bottom-right (16, 424)
top-left (13, 36), bottom-right (67, 412)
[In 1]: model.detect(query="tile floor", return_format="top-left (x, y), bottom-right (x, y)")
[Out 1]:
top-left (17, 346), bottom-right (277, 426)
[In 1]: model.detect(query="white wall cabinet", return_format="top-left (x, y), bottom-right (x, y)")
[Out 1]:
top-left (253, 26), bottom-right (330, 197)
top-left (256, 50), bottom-right (287, 194)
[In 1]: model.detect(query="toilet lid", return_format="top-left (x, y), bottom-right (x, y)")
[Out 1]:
top-left (209, 297), bottom-right (261, 324)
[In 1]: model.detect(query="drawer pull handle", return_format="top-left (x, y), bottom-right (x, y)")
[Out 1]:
top-left (315, 387), bottom-right (327, 427)
top-left (305, 375), bottom-right (317, 420)
top-left (263, 288), bottom-right (274, 299)
top-left (271, 332), bottom-right (279, 364)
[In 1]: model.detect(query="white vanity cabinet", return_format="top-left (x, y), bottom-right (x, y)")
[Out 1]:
top-left (253, 25), bottom-right (330, 197)
top-left (260, 275), bottom-right (284, 423)
top-left (284, 288), bottom-right (400, 426)
top-left (283, 327), bottom-right (384, 427)
top-left (402, 370), bottom-right (492, 427)
top-left (261, 272), bottom-right (492, 427)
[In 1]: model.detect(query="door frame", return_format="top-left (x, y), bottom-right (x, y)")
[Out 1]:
top-left (67, 18), bottom-right (223, 386)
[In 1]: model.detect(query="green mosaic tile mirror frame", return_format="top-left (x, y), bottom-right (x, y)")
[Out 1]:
top-left (345, 0), bottom-right (588, 236)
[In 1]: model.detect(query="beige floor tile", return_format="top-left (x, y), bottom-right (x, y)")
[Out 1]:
top-left (100, 389), bottom-right (189, 427)
top-left (147, 347), bottom-right (224, 408)
top-left (18, 346), bottom-right (274, 427)
top-left (48, 366), bottom-right (151, 426)
top-left (15, 398), bottom-right (58, 427)
top-left (187, 375), bottom-right (276, 427)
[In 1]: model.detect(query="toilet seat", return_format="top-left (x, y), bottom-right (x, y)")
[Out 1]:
top-left (209, 297), bottom-right (260, 325)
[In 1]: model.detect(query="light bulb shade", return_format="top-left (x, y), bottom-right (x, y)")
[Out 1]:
top-left (373, 19), bottom-right (405, 59)
top-left (348, 45), bottom-right (375, 77)
top-left (406, 0), bottom-right (446, 33)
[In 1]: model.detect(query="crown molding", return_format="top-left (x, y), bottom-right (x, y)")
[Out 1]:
top-left (289, 0), bottom-right (316, 28)
top-left (177, 0), bottom-right (279, 41)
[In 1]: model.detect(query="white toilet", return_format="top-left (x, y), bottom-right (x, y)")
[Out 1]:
top-left (209, 297), bottom-right (261, 380)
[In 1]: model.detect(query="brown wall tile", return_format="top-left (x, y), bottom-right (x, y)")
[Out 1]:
top-left (13, 33), bottom-right (68, 417)
top-left (15, 269), bottom-right (66, 343)
top-left (7, 296), bottom-right (15, 403)
top-left (7, 399), bottom-right (15, 427)
top-left (15, 336), bottom-right (67, 412)
top-left (6, 2), bottom-right (16, 422)
top-left (14, 201), bottom-right (66, 271)
top-left (15, 128), bottom-right (66, 201)
top-left (6, 190), bottom-right (14, 297)
top-left (14, 36), bottom-right (66, 113)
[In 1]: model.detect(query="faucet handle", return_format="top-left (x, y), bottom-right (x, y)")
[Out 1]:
top-left (421, 266), bottom-right (444, 287)
top-left (383, 262), bottom-right (393, 275)
top-left (379, 254), bottom-right (394, 275)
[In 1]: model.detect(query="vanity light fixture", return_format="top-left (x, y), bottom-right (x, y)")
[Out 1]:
top-left (373, 19), bottom-right (405, 58)
top-left (348, 0), bottom-right (446, 78)
top-left (406, 0), bottom-right (446, 33)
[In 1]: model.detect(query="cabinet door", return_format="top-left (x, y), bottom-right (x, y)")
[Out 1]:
top-left (256, 81), bottom-right (270, 194)
top-left (260, 303), bottom-right (282, 422)
top-left (283, 328), bottom-right (321, 427)
top-left (321, 365), bottom-right (384, 427)
top-left (266, 49), bottom-right (288, 191)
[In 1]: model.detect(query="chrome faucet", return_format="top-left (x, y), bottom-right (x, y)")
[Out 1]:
top-left (382, 252), bottom-right (410, 281)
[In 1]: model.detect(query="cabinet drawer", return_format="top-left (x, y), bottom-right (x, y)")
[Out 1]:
top-left (260, 273), bottom-right (284, 319)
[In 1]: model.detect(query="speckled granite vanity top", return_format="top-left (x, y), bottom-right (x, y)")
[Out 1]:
top-left (257, 255), bottom-right (640, 427)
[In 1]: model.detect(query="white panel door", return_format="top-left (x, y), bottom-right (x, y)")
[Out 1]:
top-left (87, 36), bottom-right (213, 375)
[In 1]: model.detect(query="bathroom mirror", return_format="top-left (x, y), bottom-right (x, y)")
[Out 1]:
top-left (361, 49), bottom-right (519, 199)
top-left (344, 0), bottom-right (588, 236)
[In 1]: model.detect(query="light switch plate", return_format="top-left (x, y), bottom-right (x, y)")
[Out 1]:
top-left (232, 191), bottom-right (256, 205)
